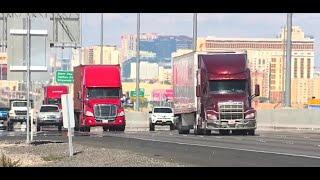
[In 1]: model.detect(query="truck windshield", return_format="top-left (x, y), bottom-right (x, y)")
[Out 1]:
top-left (13, 102), bottom-right (27, 107)
top-left (154, 108), bottom-right (173, 113)
top-left (209, 80), bottom-right (246, 94)
top-left (48, 99), bottom-right (61, 105)
top-left (40, 106), bottom-right (59, 112)
top-left (87, 88), bottom-right (120, 99)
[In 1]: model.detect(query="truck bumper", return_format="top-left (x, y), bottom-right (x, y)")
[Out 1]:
top-left (83, 116), bottom-right (125, 127)
top-left (206, 119), bottom-right (256, 130)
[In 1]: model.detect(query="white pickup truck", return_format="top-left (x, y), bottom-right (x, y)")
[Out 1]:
top-left (149, 107), bottom-right (175, 131)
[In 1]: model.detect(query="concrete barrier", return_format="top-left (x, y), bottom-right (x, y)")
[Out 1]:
top-left (125, 111), bottom-right (150, 132)
top-left (257, 109), bottom-right (320, 131)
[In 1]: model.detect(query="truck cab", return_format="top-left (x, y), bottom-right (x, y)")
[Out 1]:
top-left (7, 99), bottom-right (34, 131)
top-left (74, 65), bottom-right (126, 132)
top-left (173, 51), bottom-right (259, 135)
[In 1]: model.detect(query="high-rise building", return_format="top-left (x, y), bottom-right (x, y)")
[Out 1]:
top-left (197, 26), bottom-right (315, 104)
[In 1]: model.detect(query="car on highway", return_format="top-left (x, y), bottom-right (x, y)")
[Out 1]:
top-left (0, 107), bottom-right (9, 130)
top-left (149, 107), bottom-right (175, 131)
top-left (36, 105), bottom-right (63, 132)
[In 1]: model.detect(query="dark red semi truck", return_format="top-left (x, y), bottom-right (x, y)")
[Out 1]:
top-left (73, 65), bottom-right (125, 132)
top-left (43, 85), bottom-right (69, 109)
top-left (173, 51), bottom-right (260, 135)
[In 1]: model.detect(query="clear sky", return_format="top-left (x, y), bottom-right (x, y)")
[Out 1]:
top-left (82, 13), bottom-right (320, 68)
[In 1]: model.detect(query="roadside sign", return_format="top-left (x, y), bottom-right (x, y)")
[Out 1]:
top-left (61, 94), bottom-right (75, 157)
top-left (61, 94), bottom-right (75, 129)
top-left (130, 88), bottom-right (145, 97)
top-left (56, 71), bottom-right (74, 83)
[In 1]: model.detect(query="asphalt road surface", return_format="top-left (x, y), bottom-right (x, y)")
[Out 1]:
top-left (1, 128), bottom-right (320, 166)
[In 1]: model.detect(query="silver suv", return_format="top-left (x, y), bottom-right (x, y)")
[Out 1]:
top-left (37, 105), bottom-right (62, 131)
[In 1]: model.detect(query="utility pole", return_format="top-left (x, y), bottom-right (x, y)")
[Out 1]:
top-left (284, 13), bottom-right (293, 107)
top-left (193, 13), bottom-right (197, 52)
top-left (135, 13), bottom-right (140, 111)
top-left (100, 13), bottom-right (103, 64)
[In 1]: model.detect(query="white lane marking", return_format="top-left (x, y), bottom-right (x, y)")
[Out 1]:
top-left (183, 135), bottom-right (187, 137)
top-left (129, 136), bottom-right (320, 160)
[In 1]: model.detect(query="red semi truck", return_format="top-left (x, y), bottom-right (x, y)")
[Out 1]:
top-left (43, 85), bottom-right (69, 109)
top-left (173, 51), bottom-right (260, 135)
top-left (73, 65), bottom-right (125, 132)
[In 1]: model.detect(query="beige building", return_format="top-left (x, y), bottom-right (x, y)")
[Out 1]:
top-left (130, 61), bottom-right (159, 80)
top-left (158, 66), bottom-right (172, 83)
top-left (78, 45), bottom-right (120, 66)
top-left (197, 26), bottom-right (315, 104)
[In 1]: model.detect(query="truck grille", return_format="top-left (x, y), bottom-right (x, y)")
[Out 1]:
top-left (14, 110), bottom-right (27, 116)
top-left (218, 102), bottom-right (244, 120)
top-left (94, 104), bottom-right (117, 121)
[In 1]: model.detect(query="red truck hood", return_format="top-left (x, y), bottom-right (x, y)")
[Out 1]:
top-left (205, 93), bottom-right (251, 112)
top-left (86, 98), bottom-right (121, 107)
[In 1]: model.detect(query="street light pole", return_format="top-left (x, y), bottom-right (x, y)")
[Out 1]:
top-left (100, 13), bottom-right (103, 64)
top-left (26, 15), bottom-right (31, 144)
top-left (284, 13), bottom-right (292, 107)
top-left (79, 13), bottom-right (82, 65)
top-left (193, 13), bottom-right (197, 52)
top-left (135, 13), bottom-right (140, 111)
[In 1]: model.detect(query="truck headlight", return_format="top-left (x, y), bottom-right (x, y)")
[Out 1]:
top-left (245, 112), bottom-right (255, 119)
top-left (207, 114), bottom-right (217, 120)
top-left (39, 114), bottom-right (45, 119)
top-left (9, 111), bottom-right (14, 116)
top-left (85, 111), bottom-right (94, 117)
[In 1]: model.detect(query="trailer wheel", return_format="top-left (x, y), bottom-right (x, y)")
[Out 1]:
top-left (178, 129), bottom-right (190, 134)
top-left (194, 127), bottom-right (204, 135)
top-left (58, 125), bottom-right (62, 132)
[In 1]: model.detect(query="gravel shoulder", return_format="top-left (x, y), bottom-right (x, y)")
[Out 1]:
top-left (0, 139), bottom-right (187, 167)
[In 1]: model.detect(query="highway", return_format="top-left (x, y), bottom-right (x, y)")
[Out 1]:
top-left (1, 129), bottom-right (320, 166)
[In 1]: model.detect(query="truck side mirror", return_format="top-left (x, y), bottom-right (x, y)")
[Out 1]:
top-left (196, 85), bottom-right (201, 97)
top-left (254, 84), bottom-right (260, 97)
top-left (78, 91), bottom-right (81, 100)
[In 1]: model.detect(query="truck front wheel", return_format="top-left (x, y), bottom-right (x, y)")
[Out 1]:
top-left (149, 123), bottom-right (155, 131)
top-left (116, 125), bottom-right (125, 132)
top-left (37, 125), bottom-right (41, 132)
top-left (248, 130), bottom-right (255, 136)
top-left (169, 123), bottom-right (175, 130)
top-left (219, 129), bottom-right (230, 135)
